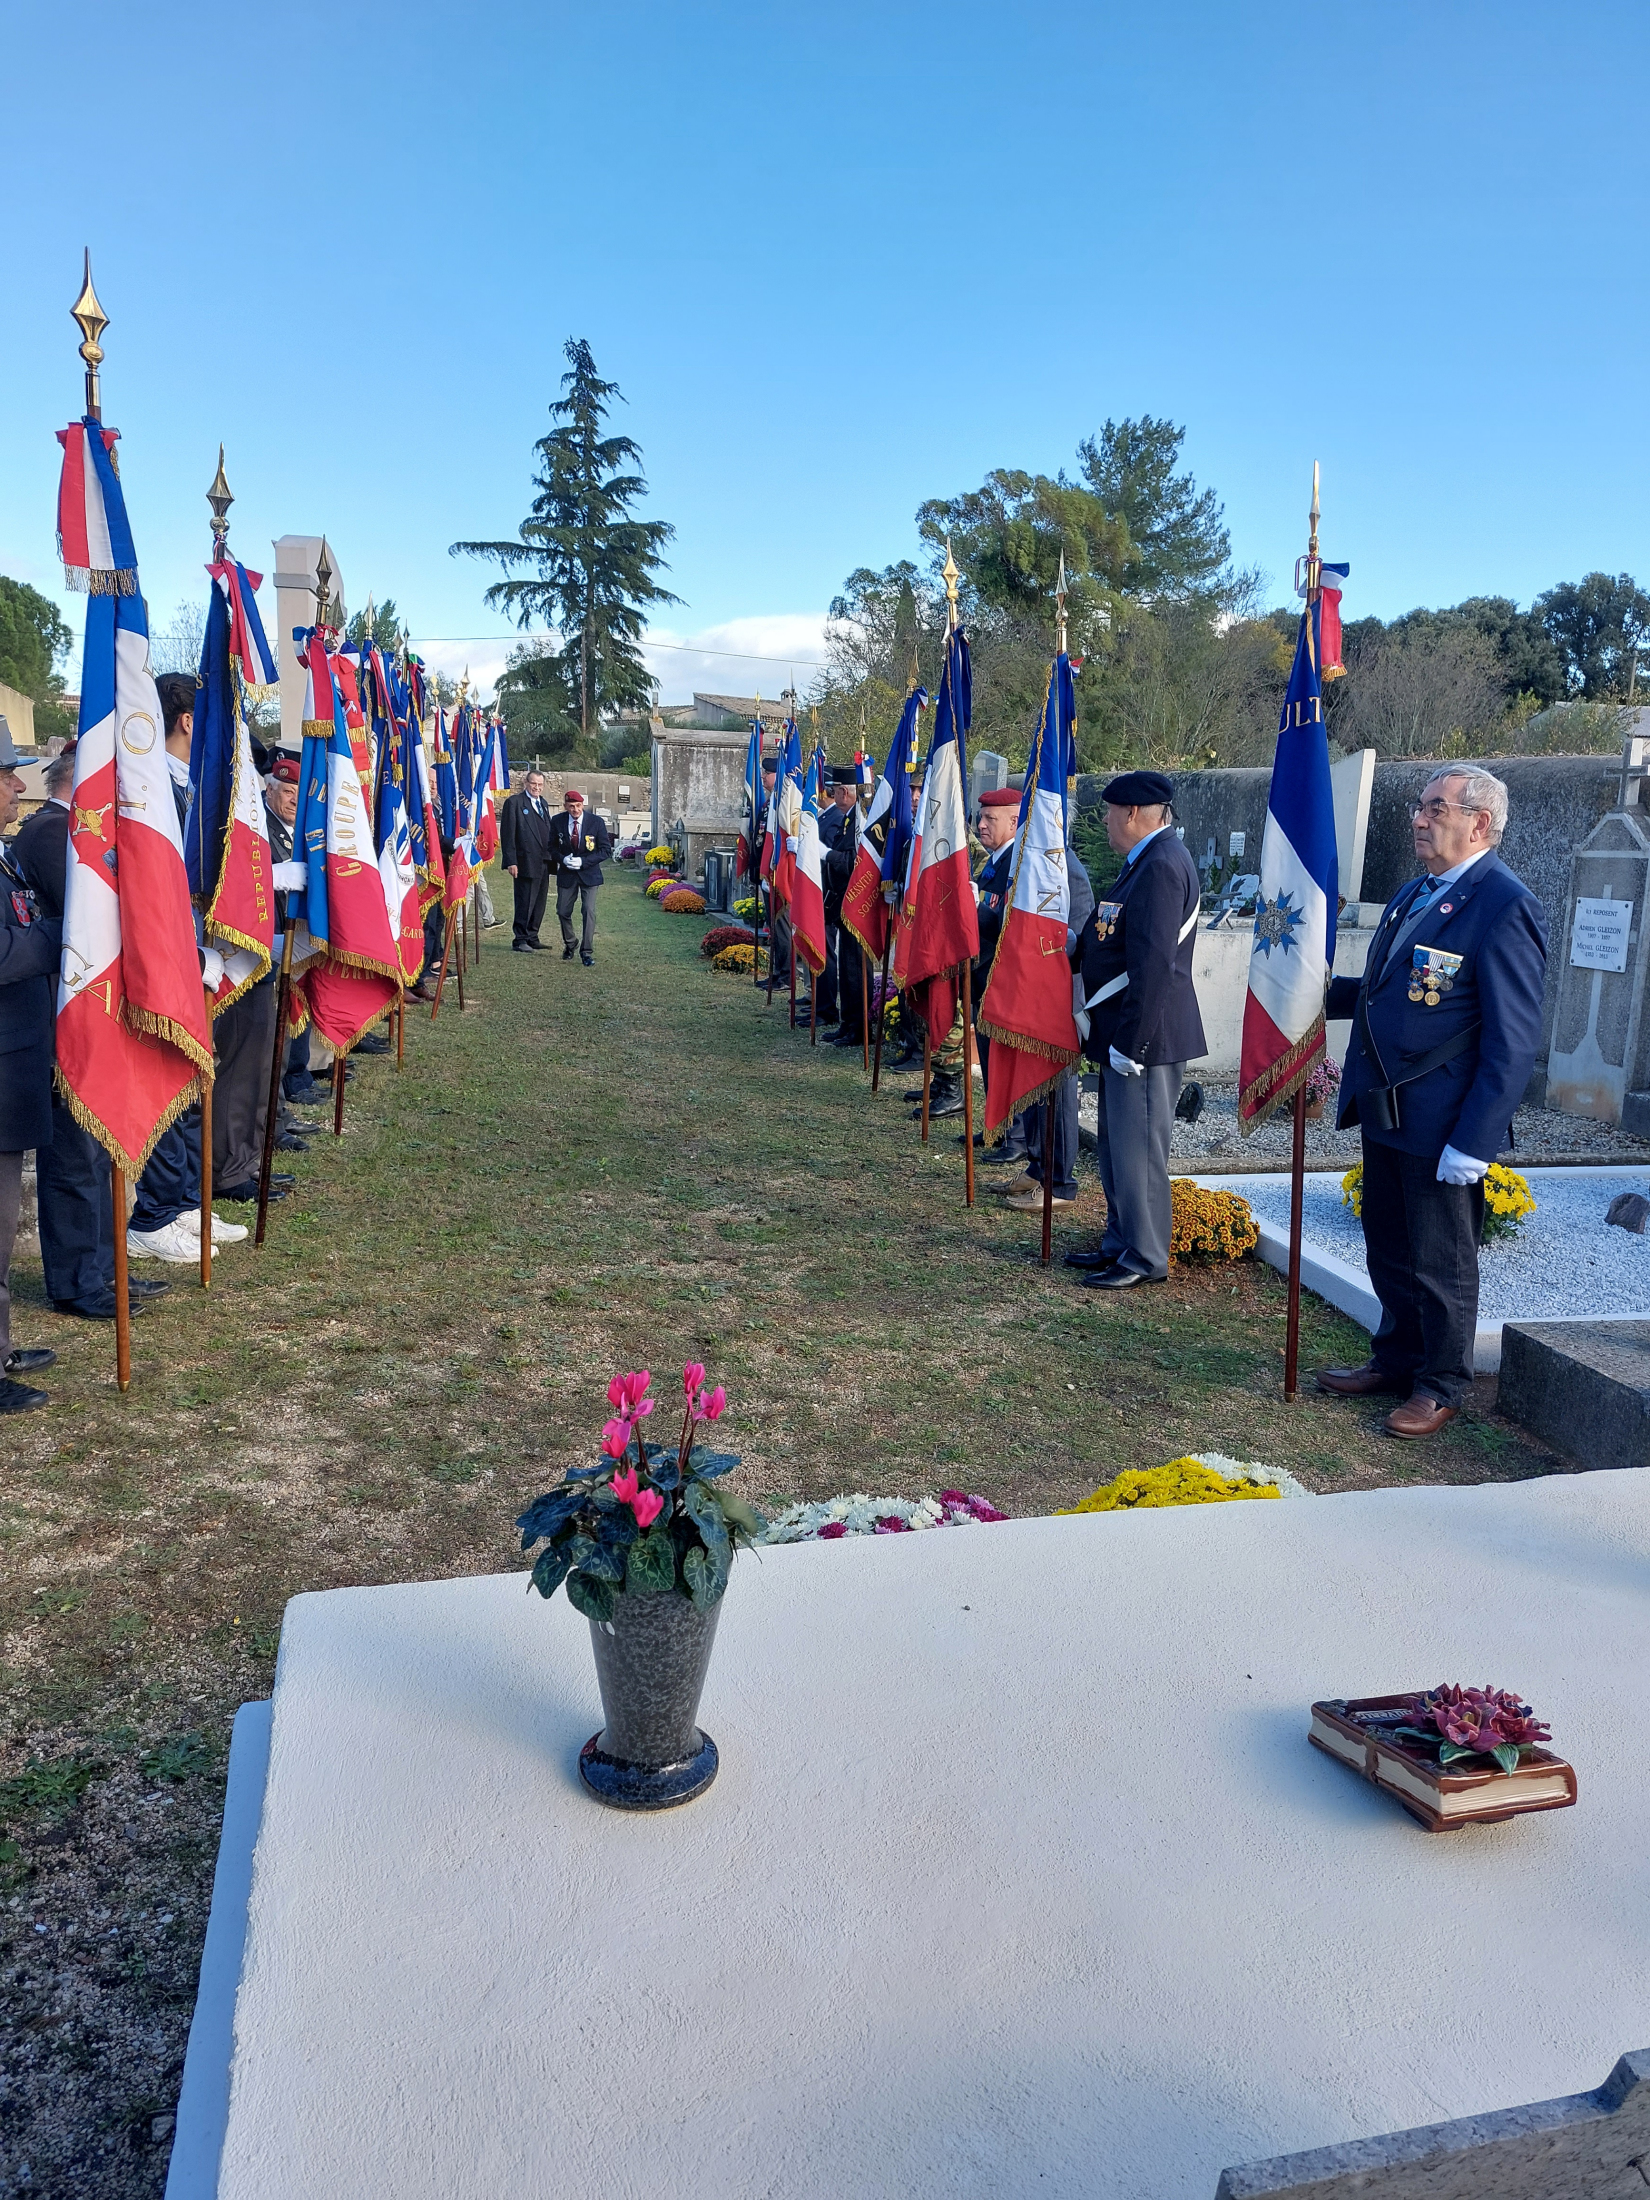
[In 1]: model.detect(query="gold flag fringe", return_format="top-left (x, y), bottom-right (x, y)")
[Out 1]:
top-left (1237, 1014), bottom-right (1325, 1132)
top-left (53, 1063), bottom-right (205, 1181)
top-left (123, 1003), bottom-right (214, 1079)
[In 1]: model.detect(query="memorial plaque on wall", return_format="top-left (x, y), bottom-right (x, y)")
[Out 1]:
top-left (1571, 896), bottom-right (1634, 973)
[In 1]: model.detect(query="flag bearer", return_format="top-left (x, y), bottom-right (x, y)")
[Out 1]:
top-left (0, 720), bottom-right (60, 1412)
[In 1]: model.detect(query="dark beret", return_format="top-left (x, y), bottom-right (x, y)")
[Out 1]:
top-left (828, 765), bottom-right (858, 787)
top-left (1101, 770), bottom-right (1174, 809)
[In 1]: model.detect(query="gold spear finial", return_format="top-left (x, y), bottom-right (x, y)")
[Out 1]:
top-left (71, 249), bottom-right (109, 421)
top-left (365, 593), bottom-right (376, 641)
top-left (942, 538), bottom-right (960, 634)
top-left (1055, 549), bottom-right (1069, 656)
top-left (206, 444), bottom-right (234, 557)
top-left (1306, 461), bottom-right (1322, 600)
top-left (908, 644), bottom-right (921, 693)
top-left (314, 542), bottom-right (333, 628)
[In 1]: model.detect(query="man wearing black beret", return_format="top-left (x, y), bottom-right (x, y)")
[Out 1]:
top-left (1066, 771), bottom-right (1205, 1288)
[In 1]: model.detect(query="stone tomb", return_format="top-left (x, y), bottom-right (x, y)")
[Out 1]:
top-left (1498, 1319), bottom-right (1650, 1469)
top-left (169, 1472), bottom-right (1650, 2199)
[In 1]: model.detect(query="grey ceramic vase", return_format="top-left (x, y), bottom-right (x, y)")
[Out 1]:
top-left (579, 1587), bottom-right (721, 1810)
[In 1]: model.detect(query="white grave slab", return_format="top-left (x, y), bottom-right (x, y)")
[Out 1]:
top-left (187, 1475), bottom-right (1650, 2199)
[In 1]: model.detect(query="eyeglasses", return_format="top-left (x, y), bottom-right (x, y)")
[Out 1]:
top-left (1409, 800), bottom-right (1485, 823)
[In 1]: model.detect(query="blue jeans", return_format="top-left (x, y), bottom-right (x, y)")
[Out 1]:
top-left (131, 1108), bottom-right (201, 1232)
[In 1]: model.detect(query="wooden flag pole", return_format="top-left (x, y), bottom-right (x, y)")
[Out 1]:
top-left (455, 915), bottom-right (466, 1009)
top-left (860, 953), bottom-right (870, 1072)
top-left (472, 879), bottom-right (482, 961)
top-left (111, 1165), bottom-right (131, 1391)
top-left (1284, 1085), bottom-right (1307, 1401)
top-left (430, 908), bottom-right (456, 1019)
top-left (199, 986), bottom-right (214, 1289)
top-left (871, 930), bottom-right (893, 1092)
top-left (1041, 1096), bottom-right (1055, 1266)
top-left (920, 1021), bottom-right (933, 1143)
top-left (332, 1053), bottom-right (346, 1137)
top-left (1284, 464), bottom-right (1323, 1404)
top-left (396, 994), bottom-right (405, 1069)
top-left (788, 917), bottom-right (798, 1028)
top-left (960, 964), bottom-right (976, 1205)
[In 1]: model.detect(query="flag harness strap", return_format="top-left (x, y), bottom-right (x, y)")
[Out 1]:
top-left (1073, 907), bottom-right (1199, 1037)
top-left (1353, 990), bottom-right (1481, 1135)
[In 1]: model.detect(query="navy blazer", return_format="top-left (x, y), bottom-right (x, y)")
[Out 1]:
top-left (1325, 849), bottom-right (1547, 1162)
top-left (0, 840), bottom-right (60, 1151)
top-left (548, 811), bottom-right (612, 884)
top-left (1072, 828), bottom-right (1205, 1067)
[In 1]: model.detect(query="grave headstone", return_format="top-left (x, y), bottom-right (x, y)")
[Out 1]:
top-left (1547, 731), bottom-right (1650, 1125)
top-left (970, 750), bottom-right (1007, 814)
top-left (1329, 747), bottom-right (1376, 907)
top-left (1497, 1318), bottom-right (1650, 1468)
top-left (271, 535), bottom-right (343, 753)
top-left (1215, 2047), bottom-right (1650, 2199)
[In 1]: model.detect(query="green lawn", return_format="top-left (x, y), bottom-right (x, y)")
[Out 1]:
top-left (0, 868), bottom-right (1567, 2195)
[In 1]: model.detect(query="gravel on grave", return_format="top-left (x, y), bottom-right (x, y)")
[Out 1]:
top-left (1229, 1169), bottom-right (1650, 1321)
top-left (1076, 1076), bottom-right (1650, 1171)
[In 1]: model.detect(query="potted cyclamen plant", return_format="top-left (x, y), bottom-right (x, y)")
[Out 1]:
top-left (517, 1363), bottom-right (764, 1811)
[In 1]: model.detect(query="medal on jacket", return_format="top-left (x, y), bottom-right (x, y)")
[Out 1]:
top-left (1094, 900), bottom-right (1123, 940)
top-left (1409, 944), bottom-right (1462, 1006)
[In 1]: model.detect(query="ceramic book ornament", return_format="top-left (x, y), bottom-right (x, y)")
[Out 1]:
top-left (1310, 1689), bottom-right (1576, 1831)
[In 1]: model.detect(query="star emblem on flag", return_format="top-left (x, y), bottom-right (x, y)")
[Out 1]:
top-left (1252, 891), bottom-right (1305, 959)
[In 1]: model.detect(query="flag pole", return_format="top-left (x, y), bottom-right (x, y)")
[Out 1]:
top-left (196, 447), bottom-right (236, 1292)
top-left (1041, 556), bottom-right (1071, 1265)
top-left (255, 930), bottom-right (294, 1246)
top-left (858, 704), bottom-right (871, 1070)
top-left (871, 927), bottom-right (892, 1092)
top-left (72, 254), bottom-right (133, 1387)
top-left (1283, 465), bottom-right (1321, 1403)
top-left (944, 545), bottom-right (976, 1206)
top-left (430, 909), bottom-right (456, 1018)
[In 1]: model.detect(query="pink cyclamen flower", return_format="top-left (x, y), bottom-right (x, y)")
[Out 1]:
top-left (698, 1385), bottom-right (727, 1423)
top-left (682, 1361), bottom-right (706, 1400)
top-left (610, 1467), bottom-right (640, 1506)
top-left (600, 1421), bottom-right (632, 1459)
top-left (607, 1371), bottom-right (653, 1418)
top-left (632, 1487), bottom-right (665, 1530)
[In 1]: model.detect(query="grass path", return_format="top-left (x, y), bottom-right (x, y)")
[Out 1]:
top-left (0, 868), bottom-right (1566, 2194)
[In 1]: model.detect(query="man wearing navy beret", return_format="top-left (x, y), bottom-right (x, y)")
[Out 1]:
top-left (1066, 771), bottom-right (1205, 1287)
top-left (1317, 766), bottom-right (1546, 1438)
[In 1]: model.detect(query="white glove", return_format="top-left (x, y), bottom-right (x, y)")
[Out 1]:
top-left (971, 880), bottom-right (981, 905)
top-left (1108, 1046), bottom-right (1145, 1078)
top-left (271, 860), bottom-right (307, 890)
top-left (564, 854), bottom-right (582, 870)
top-left (200, 946), bottom-right (226, 993)
top-left (786, 834), bottom-right (798, 853)
top-left (1437, 1144), bottom-right (1489, 1186)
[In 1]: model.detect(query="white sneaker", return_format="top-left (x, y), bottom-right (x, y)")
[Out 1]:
top-left (177, 1210), bottom-right (250, 1246)
top-left (126, 1219), bottom-right (203, 1263)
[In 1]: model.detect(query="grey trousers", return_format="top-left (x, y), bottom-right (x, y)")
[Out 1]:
top-left (0, 1151), bottom-right (22, 1363)
top-left (1092, 1060), bottom-right (1183, 1280)
top-left (213, 981), bottom-right (277, 1191)
top-left (557, 879), bottom-right (600, 959)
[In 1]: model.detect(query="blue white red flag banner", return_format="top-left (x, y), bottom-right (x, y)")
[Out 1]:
top-left (402, 659), bottom-right (446, 909)
top-left (905, 628), bottom-right (980, 1043)
top-left (188, 565), bottom-right (275, 1010)
top-left (55, 416), bottom-right (211, 1173)
top-left (791, 744), bottom-right (829, 978)
top-left (56, 420), bottom-right (137, 594)
top-left (771, 720), bottom-right (802, 909)
top-left (977, 653), bottom-right (1080, 1137)
top-left (377, 780), bottom-right (424, 984)
top-left (286, 626), bottom-right (402, 1051)
top-left (1237, 597), bottom-right (1339, 1126)
top-left (841, 686), bottom-right (923, 962)
top-left (738, 723), bottom-right (761, 880)
top-left (1297, 558), bottom-right (1350, 680)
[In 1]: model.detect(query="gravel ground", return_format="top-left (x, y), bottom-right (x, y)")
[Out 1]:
top-left (1228, 1168), bottom-right (1650, 1321)
top-left (1076, 1077), bottom-right (1650, 1172)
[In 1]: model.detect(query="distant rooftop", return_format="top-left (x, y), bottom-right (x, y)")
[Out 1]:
top-left (692, 692), bottom-right (798, 727)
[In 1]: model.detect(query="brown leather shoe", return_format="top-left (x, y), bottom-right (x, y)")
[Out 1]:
top-left (1385, 1393), bottom-right (1458, 1439)
top-left (1315, 1361), bottom-right (1406, 1397)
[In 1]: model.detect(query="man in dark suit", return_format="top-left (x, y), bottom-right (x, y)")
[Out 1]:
top-left (500, 769), bottom-right (555, 951)
top-left (548, 789), bottom-right (613, 965)
top-left (0, 719), bottom-right (62, 1410)
top-left (14, 747), bottom-right (173, 1317)
top-left (1065, 770), bottom-right (1205, 1289)
top-left (815, 767), bottom-right (859, 1033)
top-left (1317, 766), bottom-right (1546, 1438)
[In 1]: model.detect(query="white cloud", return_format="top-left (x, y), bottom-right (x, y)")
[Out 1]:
top-left (416, 639), bottom-right (510, 703)
top-left (642, 613), bottom-right (831, 706)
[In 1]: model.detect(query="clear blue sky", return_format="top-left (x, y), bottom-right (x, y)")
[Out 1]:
top-left (2, 1), bottom-right (1646, 703)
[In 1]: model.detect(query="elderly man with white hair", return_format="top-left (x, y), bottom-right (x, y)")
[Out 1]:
top-left (1317, 765), bottom-right (1547, 1438)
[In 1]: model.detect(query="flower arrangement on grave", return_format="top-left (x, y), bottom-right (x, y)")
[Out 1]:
top-left (1389, 1684), bottom-right (1552, 1777)
top-left (644, 875), bottom-right (680, 900)
top-left (516, 1364), bottom-right (765, 1623)
top-left (644, 845), bottom-right (674, 867)
top-left (759, 1490), bottom-right (1008, 1542)
top-left (712, 942), bottom-right (769, 976)
top-left (1305, 1055), bottom-right (1341, 1105)
top-left (1342, 1160), bottom-right (1534, 1243)
top-left (660, 887), bottom-right (707, 914)
top-left (1061, 1453), bottom-right (1287, 1512)
top-left (700, 924), bottom-right (756, 957)
top-left (1169, 1181), bottom-right (1258, 1260)
top-left (733, 894), bottom-right (758, 920)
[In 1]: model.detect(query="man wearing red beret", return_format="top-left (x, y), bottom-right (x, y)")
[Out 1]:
top-left (548, 789), bottom-right (614, 966)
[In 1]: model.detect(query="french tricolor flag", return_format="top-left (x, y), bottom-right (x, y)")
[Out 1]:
top-left (790, 746), bottom-right (829, 978)
top-left (905, 627), bottom-right (979, 1043)
top-left (977, 653), bottom-right (1080, 1139)
top-left (1237, 597), bottom-right (1339, 1124)
top-left (841, 689), bottom-right (921, 964)
top-left (56, 420), bottom-right (136, 594)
